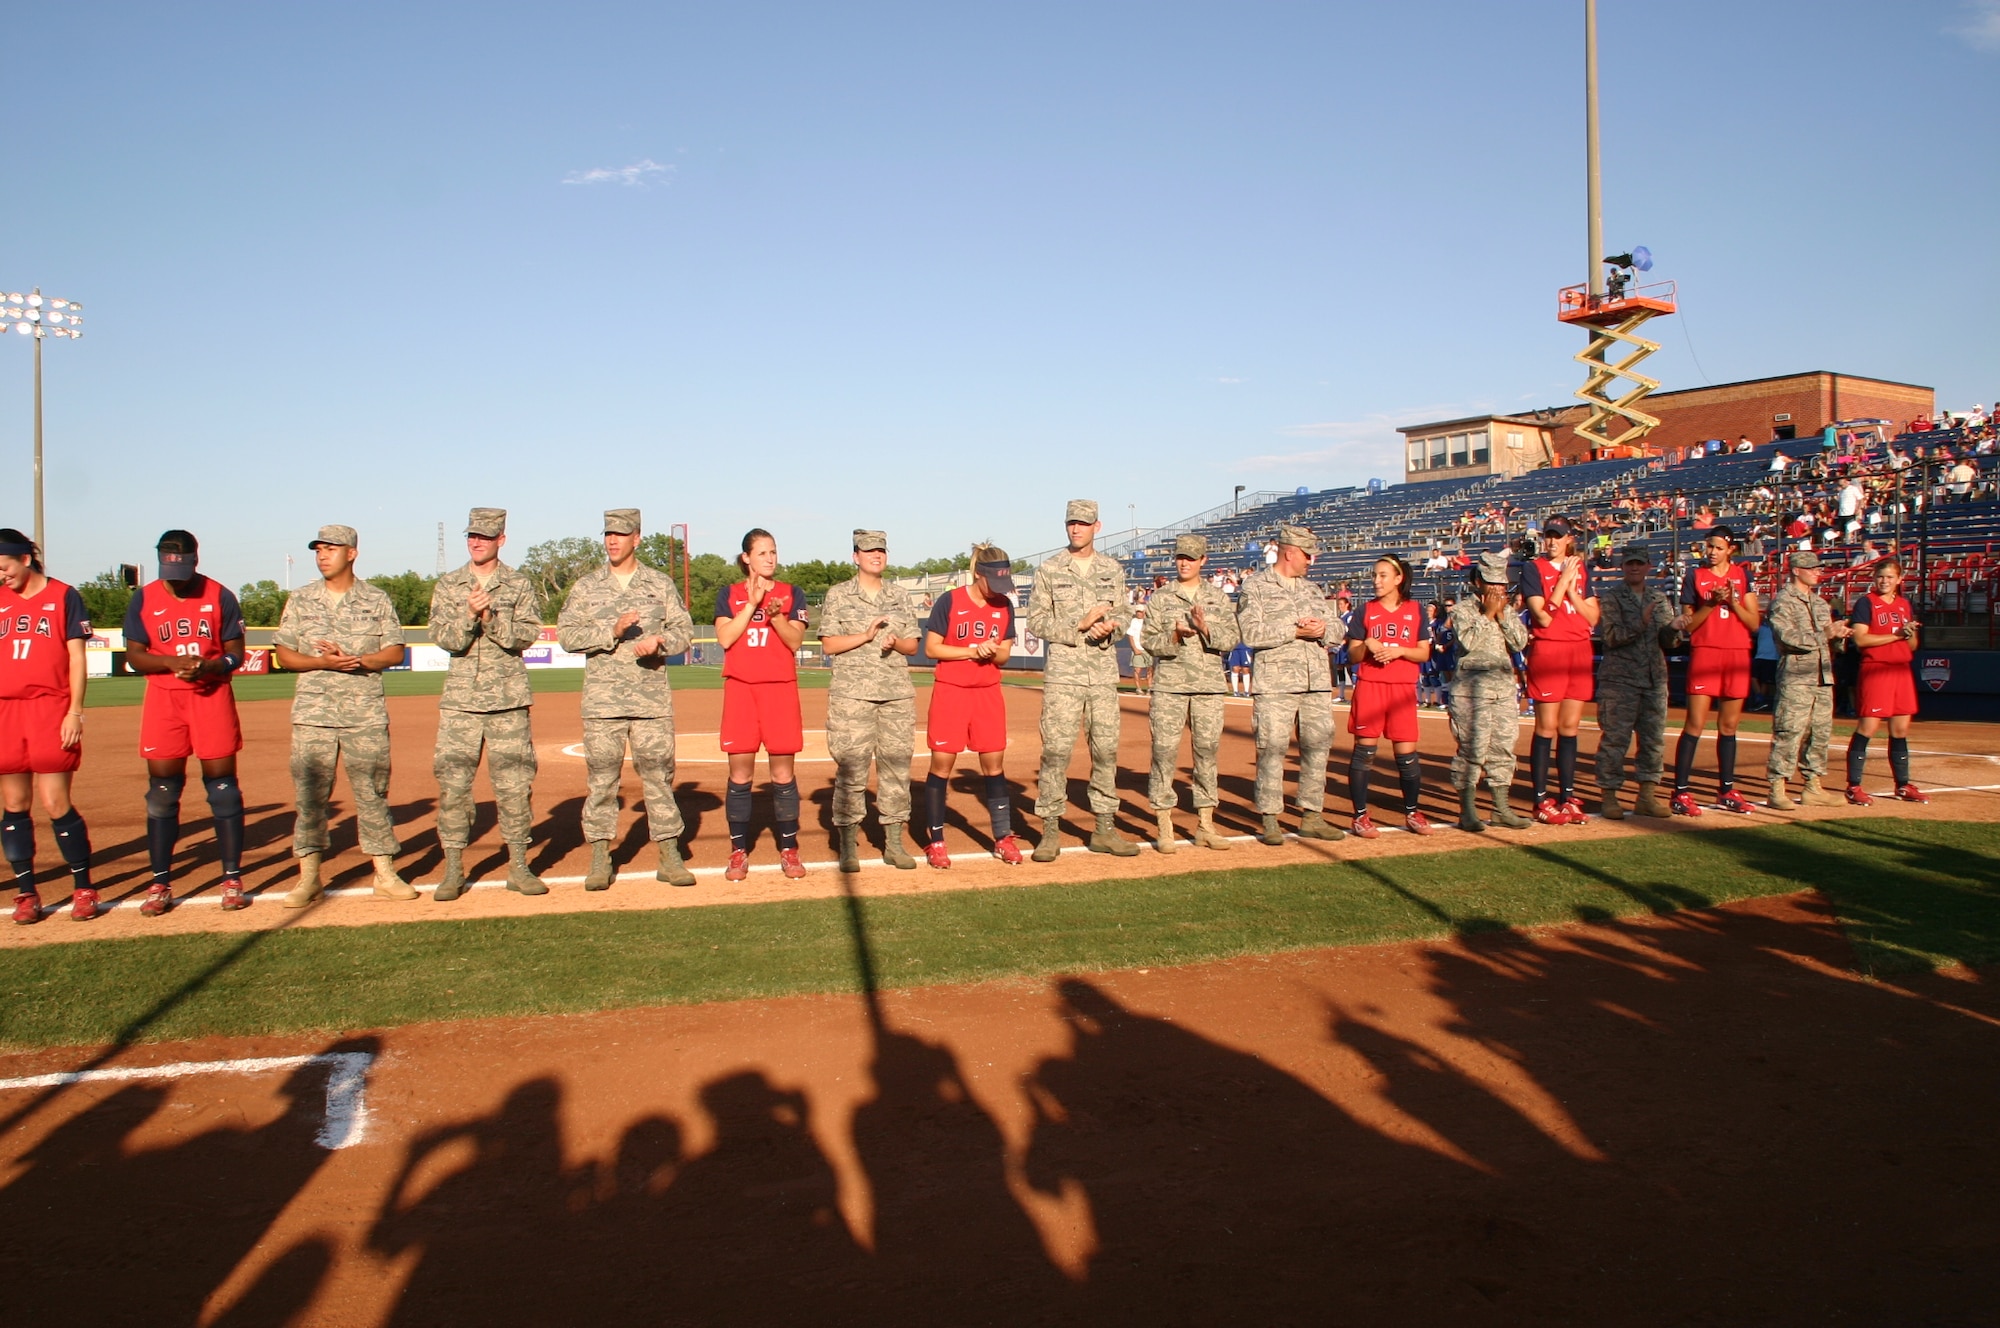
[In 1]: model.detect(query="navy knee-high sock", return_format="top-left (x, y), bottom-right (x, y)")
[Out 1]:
top-left (1529, 735), bottom-right (1553, 802)
top-left (984, 774), bottom-right (1012, 840)
top-left (1716, 735), bottom-right (1738, 794)
top-left (1674, 732), bottom-right (1700, 792)
top-left (1846, 734), bottom-right (1869, 788)
top-left (1556, 735), bottom-right (1579, 802)
top-left (50, 810), bottom-right (91, 891)
top-left (1394, 751), bottom-right (1423, 814)
top-left (925, 774), bottom-right (948, 844)
top-left (1889, 737), bottom-right (1911, 788)
top-left (1350, 745), bottom-right (1375, 817)
top-left (726, 781), bottom-right (753, 851)
top-left (2, 811), bottom-right (33, 890)
top-left (772, 781), bottom-right (800, 850)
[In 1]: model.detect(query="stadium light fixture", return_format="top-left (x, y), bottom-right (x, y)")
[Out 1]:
top-left (0, 287), bottom-right (85, 555)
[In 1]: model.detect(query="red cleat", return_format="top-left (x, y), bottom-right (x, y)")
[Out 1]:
top-left (1717, 790), bottom-right (1755, 815)
top-left (12, 890), bottom-right (41, 925)
top-left (779, 848), bottom-right (807, 880)
top-left (724, 850), bottom-right (750, 881)
top-left (925, 840), bottom-right (952, 870)
top-left (992, 834), bottom-right (1024, 865)
top-left (219, 881), bottom-right (251, 911)
top-left (1894, 784), bottom-right (1930, 804)
top-left (1846, 785), bottom-right (1875, 807)
top-left (1350, 814), bottom-right (1380, 840)
top-left (69, 887), bottom-right (98, 922)
top-left (1534, 797), bottom-right (1567, 826)
top-left (1403, 811), bottom-right (1432, 836)
top-left (139, 883), bottom-right (174, 917)
top-left (1669, 791), bottom-right (1703, 818)
top-left (1559, 797), bottom-right (1587, 825)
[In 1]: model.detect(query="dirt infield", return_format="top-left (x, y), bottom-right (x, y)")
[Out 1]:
top-left (3, 685), bottom-right (1994, 943)
top-left (2, 892), bottom-right (1997, 1324)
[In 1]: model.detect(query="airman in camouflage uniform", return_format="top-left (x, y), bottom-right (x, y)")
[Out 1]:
top-left (819, 529), bottom-right (923, 873)
top-left (272, 524), bottom-right (414, 907)
top-left (1594, 543), bottom-right (1675, 819)
top-left (1141, 533), bottom-right (1240, 853)
top-left (1236, 524), bottom-right (1345, 844)
top-left (429, 507), bottom-right (545, 901)
top-left (1448, 551), bottom-right (1532, 831)
top-left (1026, 499), bottom-right (1138, 859)
top-left (1765, 550), bottom-right (1851, 809)
top-left (556, 509), bottom-right (697, 889)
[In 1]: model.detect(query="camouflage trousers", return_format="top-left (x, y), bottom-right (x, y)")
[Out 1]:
top-left (1594, 678), bottom-right (1667, 791)
top-left (828, 695), bottom-right (915, 827)
top-left (583, 717), bottom-right (683, 844)
top-left (1449, 679), bottom-right (1522, 790)
top-left (1252, 690), bottom-right (1331, 814)
top-left (1148, 691), bottom-right (1225, 810)
top-left (1768, 679), bottom-right (1833, 781)
top-left (434, 707), bottom-right (536, 849)
top-left (291, 723), bottom-right (397, 858)
top-left (1036, 683), bottom-right (1123, 819)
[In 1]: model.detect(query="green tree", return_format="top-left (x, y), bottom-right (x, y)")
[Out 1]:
top-left (686, 553), bottom-right (735, 620)
top-left (76, 568), bottom-right (133, 629)
top-left (776, 559), bottom-right (855, 600)
top-left (520, 537), bottom-right (605, 620)
top-left (887, 553), bottom-right (973, 578)
top-left (368, 571), bottom-right (437, 626)
top-left (238, 580), bottom-right (290, 627)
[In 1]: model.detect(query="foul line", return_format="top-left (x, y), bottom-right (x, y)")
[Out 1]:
top-left (0, 1051), bottom-right (375, 1149)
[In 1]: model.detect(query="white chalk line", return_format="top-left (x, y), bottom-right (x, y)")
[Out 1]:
top-left (0, 1051), bottom-right (375, 1149)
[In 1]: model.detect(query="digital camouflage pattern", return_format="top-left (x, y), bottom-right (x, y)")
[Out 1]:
top-left (274, 578), bottom-right (406, 727)
top-left (1147, 693), bottom-right (1226, 811)
top-left (828, 696), bottom-right (915, 827)
top-left (1035, 685), bottom-right (1123, 818)
top-left (1143, 579), bottom-right (1239, 812)
top-left (429, 560), bottom-right (541, 713)
top-left (434, 708), bottom-right (536, 849)
top-left (556, 562), bottom-right (695, 720)
top-left (1447, 597), bottom-right (1528, 790)
top-left (1767, 582), bottom-right (1837, 781)
top-left (819, 578), bottom-right (921, 702)
top-left (1235, 567), bottom-right (1333, 694)
top-left (581, 717), bottom-right (683, 842)
top-left (1026, 549), bottom-right (1130, 687)
top-left (291, 723), bottom-right (397, 857)
top-left (1594, 580), bottom-right (1675, 790)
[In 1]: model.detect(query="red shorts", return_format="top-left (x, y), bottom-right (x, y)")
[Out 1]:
top-left (139, 684), bottom-right (243, 761)
top-left (926, 682), bottom-right (1008, 754)
top-left (720, 678), bottom-right (804, 755)
top-left (1686, 646), bottom-right (1751, 700)
top-left (1859, 663), bottom-right (1919, 719)
top-left (0, 695), bottom-right (82, 775)
top-left (1524, 638), bottom-right (1595, 703)
top-left (1348, 679), bottom-right (1419, 743)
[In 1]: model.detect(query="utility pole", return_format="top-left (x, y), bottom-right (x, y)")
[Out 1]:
top-left (435, 521), bottom-right (447, 576)
top-left (1585, 0), bottom-right (1604, 298)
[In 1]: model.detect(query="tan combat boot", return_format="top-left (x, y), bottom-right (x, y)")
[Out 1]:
top-left (1766, 779), bottom-right (1796, 810)
top-left (433, 847), bottom-right (467, 902)
top-left (372, 855), bottom-right (418, 901)
top-left (882, 823), bottom-right (917, 869)
top-left (1032, 820), bottom-right (1063, 862)
top-left (1600, 788), bottom-right (1626, 821)
top-left (1633, 781), bottom-right (1669, 818)
top-left (508, 842), bottom-right (549, 894)
top-left (1089, 814), bottom-right (1140, 857)
top-left (655, 839), bottom-right (694, 887)
top-left (1297, 810), bottom-right (1346, 841)
top-left (282, 852), bottom-right (323, 909)
top-left (1153, 809), bottom-right (1178, 854)
top-left (1258, 814), bottom-right (1286, 846)
top-left (837, 825), bottom-right (862, 874)
top-left (1193, 807), bottom-right (1234, 850)
top-left (1800, 777), bottom-right (1845, 807)
top-left (584, 841), bottom-right (614, 890)
top-left (1488, 780), bottom-right (1533, 829)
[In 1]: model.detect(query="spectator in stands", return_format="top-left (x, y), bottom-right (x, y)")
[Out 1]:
top-left (1838, 477), bottom-right (1865, 543)
top-left (1692, 506), bottom-right (1717, 532)
top-left (1734, 435), bottom-right (1754, 454)
top-left (1887, 444), bottom-right (1912, 472)
top-left (1949, 457), bottom-right (1977, 502)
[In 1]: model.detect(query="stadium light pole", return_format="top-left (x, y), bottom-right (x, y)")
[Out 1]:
top-left (668, 523), bottom-right (691, 609)
top-left (1583, 0), bottom-right (1604, 298)
top-left (0, 289), bottom-right (84, 556)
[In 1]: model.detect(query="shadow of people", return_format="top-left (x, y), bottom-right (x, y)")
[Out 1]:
top-left (208, 1235), bottom-right (335, 1328)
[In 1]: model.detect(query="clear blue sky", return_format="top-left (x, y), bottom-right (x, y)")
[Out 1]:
top-left (4, 0), bottom-right (1995, 591)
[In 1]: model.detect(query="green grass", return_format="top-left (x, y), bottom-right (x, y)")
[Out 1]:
top-left (1, 820), bottom-right (1992, 1051)
top-left (79, 665), bottom-right (847, 708)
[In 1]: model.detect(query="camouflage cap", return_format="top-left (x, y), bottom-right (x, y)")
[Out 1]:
top-left (603, 508), bottom-right (641, 535)
top-left (466, 507), bottom-right (507, 538)
top-left (1275, 523), bottom-right (1320, 554)
top-left (308, 524), bottom-right (358, 550)
top-left (1065, 499), bottom-right (1099, 524)
top-left (1473, 550), bottom-right (1512, 584)
top-left (1173, 533), bottom-right (1209, 559)
top-left (852, 529), bottom-right (888, 552)
top-left (1620, 542), bottom-right (1653, 565)
top-left (1791, 550), bottom-right (1822, 570)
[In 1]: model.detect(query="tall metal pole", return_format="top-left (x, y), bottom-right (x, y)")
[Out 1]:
top-left (32, 300), bottom-right (45, 554)
top-left (1585, 0), bottom-right (1605, 298)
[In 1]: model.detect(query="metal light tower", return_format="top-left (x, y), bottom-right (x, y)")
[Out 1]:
top-left (0, 289), bottom-right (84, 555)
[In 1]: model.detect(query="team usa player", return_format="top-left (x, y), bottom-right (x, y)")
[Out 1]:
top-left (1842, 558), bottom-right (1928, 806)
top-left (0, 530), bottom-right (96, 924)
top-left (1344, 555), bottom-right (1433, 838)
top-left (921, 545), bottom-right (1021, 866)
top-left (715, 528), bottom-right (812, 881)
top-left (1520, 516), bottom-right (1600, 824)
top-left (122, 531), bottom-right (249, 915)
top-left (1672, 526), bottom-right (1762, 816)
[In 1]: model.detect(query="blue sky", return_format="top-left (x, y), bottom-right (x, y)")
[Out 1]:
top-left (4, 0), bottom-right (1995, 591)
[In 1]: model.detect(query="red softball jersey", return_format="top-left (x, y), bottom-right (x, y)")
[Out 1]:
top-left (0, 577), bottom-right (89, 700)
top-left (1519, 557), bottom-right (1595, 642)
top-left (925, 587), bottom-right (1014, 687)
top-left (1344, 597), bottom-right (1429, 685)
top-left (715, 580), bottom-right (809, 683)
top-left (1851, 593), bottom-right (1917, 665)
top-left (1682, 563), bottom-right (1753, 650)
top-left (123, 576), bottom-right (245, 694)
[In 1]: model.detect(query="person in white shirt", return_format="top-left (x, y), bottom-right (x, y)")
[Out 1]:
top-left (1838, 480), bottom-right (1865, 543)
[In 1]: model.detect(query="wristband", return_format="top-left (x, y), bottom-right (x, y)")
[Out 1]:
top-left (221, 653), bottom-right (243, 673)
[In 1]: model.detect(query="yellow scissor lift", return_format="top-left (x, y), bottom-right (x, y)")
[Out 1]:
top-left (1557, 277), bottom-right (1677, 454)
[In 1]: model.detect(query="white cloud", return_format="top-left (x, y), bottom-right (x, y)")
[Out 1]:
top-left (562, 159), bottom-right (673, 187)
top-left (1950, 0), bottom-right (2000, 50)
top-left (1242, 403), bottom-right (1475, 472)
top-left (1215, 376), bottom-right (1244, 385)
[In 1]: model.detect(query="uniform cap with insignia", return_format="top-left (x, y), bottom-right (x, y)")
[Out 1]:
top-left (1621, 542), bottom-right (1653, 566)
top-left (1790, 550), bottom-right (1822, 570)
top-left (972, 543), bottom-right (1016, 596)
top-left (308, 524), bottom-right (358, 550)
top-left (1275, 523), bottom-right (1320, 554)
top-left (467, 507), bottom-right (507, 538)
top-left (1065, 499), bottom-right (1099, 524)
top-left (604, 508), bottom-right (641, 535)
top-left (853, 529), bottom-right (888, 552)
top-left (1473, 550), bottom-right (1513, 584)
top-left (1173, 533), bottom-right (1209, 559)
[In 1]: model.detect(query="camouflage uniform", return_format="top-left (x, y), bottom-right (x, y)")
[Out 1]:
top-left (1447, 597), bottom-right (1529, 789)
top-left (1141, 577), bottom-right (1239, 810)
top-left (1766, 582), bottom-right (1836, 782)
top-left (819, 572), bottom-right (921, 828)
top-left (429, 536), bottom-right (542, 851)
top-left (556, 554), bottom-right (695, 845)
top-left (1594, 579), bottom-right (1674, 792)
top-left (275, 574), bottom-right (406, 858)
top-left (1026, 538), bottom-right (1131, 821)
top-left (1236, 563), bottom-right (1334, 814)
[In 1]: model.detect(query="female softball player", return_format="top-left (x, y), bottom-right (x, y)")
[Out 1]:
top-left (715, 529), bottom-right (811, 880)
top-left (1672, 526), bottom-right (1762, 816)
top-left (1843, 559), bottom-right (1927, 805)
top-left (1519, 516), bottom-right (1600, 824)
top-left (1344, 555), bottom-right (1432, 838)
top-left (0, 530), bottom-right (96, 923)
top-left (920, 545), bottom-right (1020, 866)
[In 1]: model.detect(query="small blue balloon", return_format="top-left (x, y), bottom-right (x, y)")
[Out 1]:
top-left (1631, 245), bottom-right (1653, 272)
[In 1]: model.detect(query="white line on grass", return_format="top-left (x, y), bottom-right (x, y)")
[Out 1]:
top-left (0, 1051), bottom-right (376, 1149)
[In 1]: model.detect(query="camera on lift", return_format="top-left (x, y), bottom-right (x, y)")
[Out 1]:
top-left (1600, 246), bottom-right (1653, 301)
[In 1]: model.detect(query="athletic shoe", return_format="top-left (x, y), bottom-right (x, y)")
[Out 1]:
top-left (992, 834), bottom-right (1024, 865)
top-left (1403, 811), bottom-right (1433, 836)
top-left (219, 881), bottom-right (251, 911)
top-left (140, 883), bottom-right (174, 917)
top-left (1846, 785), bottom-right (1875, 807)
top-left (1716, 790), bottom-right (1754, 815)
top-left (724, 850), bottom-right (749, 882)
top-left (779, 848), bottom-right (806, 880)
top-left (1349, 814), bottom-right (1380, 840)
top-left (1559, 797), bottom-right (1587, 825)
top-left (925, 840), bottom-right (952, 870)
top-left (1669, 791), bottom-right (1703, 818)
top-left (1534, 797), bottom-right (1567, 826)
top-left (11, 891), bottom-right (40, 925)
top-left (1894, 784), bottom-right (1930, 804)
top-left (69, 887), bottom-right (98, 922)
